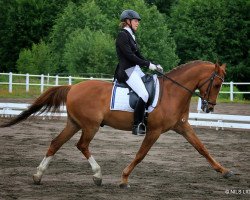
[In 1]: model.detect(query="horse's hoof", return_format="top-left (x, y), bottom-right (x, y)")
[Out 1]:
top-left (93, 176), bottom-right (102, 186)
top-left (119, 183), bottom-right (131, 189)
top-left (33, 174), bottom-right (41, 185)
top-left (223, 170), bottom-right (234, 179)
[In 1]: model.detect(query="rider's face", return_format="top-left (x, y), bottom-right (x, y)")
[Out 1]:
top-left (128, 19), bottom-right (140, 32)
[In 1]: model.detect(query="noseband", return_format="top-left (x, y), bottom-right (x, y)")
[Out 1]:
top-left (157, 71), bottom-right (224, 109)
top-left (197, 72), bottom-right (224, 106)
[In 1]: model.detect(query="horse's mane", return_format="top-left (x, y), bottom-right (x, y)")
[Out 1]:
top-left (167, 60), bottom-right (214, 76)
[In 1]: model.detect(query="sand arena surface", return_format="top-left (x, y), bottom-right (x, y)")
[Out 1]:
top-left (0, 99), bottom-right (249, 200)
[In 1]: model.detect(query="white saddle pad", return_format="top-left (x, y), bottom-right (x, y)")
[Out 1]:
top-left (110, 75), bottom-right (160, 113)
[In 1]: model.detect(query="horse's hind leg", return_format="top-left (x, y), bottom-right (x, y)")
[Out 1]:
top-left (76, 126), bottom-right (102, 186)
top-left (174, 122), bottom-right (233, 178)
top-left (33, 118), bottom-right (80, 184)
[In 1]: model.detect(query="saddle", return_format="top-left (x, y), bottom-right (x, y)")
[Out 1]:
top-left (114, 74), bottom-right (156, 109)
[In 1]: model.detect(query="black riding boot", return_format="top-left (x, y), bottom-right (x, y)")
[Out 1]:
top-left (132, 97), bottom-right (146, 136)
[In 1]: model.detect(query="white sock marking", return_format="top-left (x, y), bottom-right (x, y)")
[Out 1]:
top-left (35, 156), bottom-right (53, 178)
top-left (88, 156), bottom-right (102, 179)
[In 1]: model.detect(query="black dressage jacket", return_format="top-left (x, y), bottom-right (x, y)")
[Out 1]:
top-left (114, 29), bottom-right (150, 83)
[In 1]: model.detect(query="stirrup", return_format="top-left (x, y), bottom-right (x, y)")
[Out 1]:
top-left (132, 122), bottom-right (146, 136)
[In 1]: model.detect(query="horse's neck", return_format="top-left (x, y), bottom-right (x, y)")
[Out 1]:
top-left (161, 64), bottom-right (212, 113)
top-left (167, 64), bottom-right (206, 91)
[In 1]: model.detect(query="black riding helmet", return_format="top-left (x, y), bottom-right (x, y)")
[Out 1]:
top-left (120, 10), bottom-right (141, 22)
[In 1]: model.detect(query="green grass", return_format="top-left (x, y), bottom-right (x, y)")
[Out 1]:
top-left (0, 85), bottom-right (51, 98)
top-left (191, 96), bottom-right (250, 104)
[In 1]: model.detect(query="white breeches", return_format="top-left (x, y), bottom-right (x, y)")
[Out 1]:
top-left (126, 66), bottom-right (149, 103)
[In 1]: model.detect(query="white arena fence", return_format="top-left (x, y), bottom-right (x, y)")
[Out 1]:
top-left (0, 72), bottom-right (250, 101)
top-left (0, 102), bottom-right (249, 130)
top-left (0, 72), bottom-right (113, 94)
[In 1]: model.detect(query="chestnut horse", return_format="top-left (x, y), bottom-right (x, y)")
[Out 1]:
top-left (1, 60), bottom-right (233, 188)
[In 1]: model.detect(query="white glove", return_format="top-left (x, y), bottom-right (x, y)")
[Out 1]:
top-left (149, 63), bottom-right (157, 71)
top-left (156, 64), bottom-right (163, 72)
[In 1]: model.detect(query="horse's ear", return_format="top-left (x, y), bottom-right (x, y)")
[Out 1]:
top-left (220, 63), bottom-right (226, 71)
top-left (215, 62), bottom-right (220, 72)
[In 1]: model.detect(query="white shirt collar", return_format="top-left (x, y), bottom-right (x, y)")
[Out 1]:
top-left (123, 27), bottom-right (135, 41)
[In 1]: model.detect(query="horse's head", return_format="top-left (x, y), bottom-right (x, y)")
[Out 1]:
top-left (198, 63), bottom-right (226, 113)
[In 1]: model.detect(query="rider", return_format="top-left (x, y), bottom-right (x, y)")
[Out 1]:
top-left (114, 9), bottom-right (163, 136)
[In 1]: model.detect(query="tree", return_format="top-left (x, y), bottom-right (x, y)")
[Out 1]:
top-left (50, 0), bottom-right (179, 74)
top-left (11, 0), bottom-right (179, 76)
top-left (144, 0), bottom-right (178, 14)
top-left (0, 0), bottom-right (70, 72)
top-left (63, 28), bottom-right (116, 75)
top-left (169, 0), bottom-right (249, 87)
top-left (49, 1), bottom-right (110, 73)
top-left (17, 41), bottom-right (56, 74)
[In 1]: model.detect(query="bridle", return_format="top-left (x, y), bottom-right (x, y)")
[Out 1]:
top-left (157, 70), bottom-right (224, 111)
top-left (197, 71), bottom-right (224, 105)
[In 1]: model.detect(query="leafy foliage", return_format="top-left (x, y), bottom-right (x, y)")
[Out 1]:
top-left (169, 0), bottom-right (249, 82)
top-left (17, 41), bottom-right (56, 74)
top-left (48, 0), bottom-right (178, 74)
top-left (145, 0), bottom-right (178, 14)
top-left (168, 0), bottom-right (249, 97)
top-left (1, 0), bottom-right (248, 98)
top-left (0, 0), bottom-right (70, 72)
top-left (63, 28), bottom-right (116, 75)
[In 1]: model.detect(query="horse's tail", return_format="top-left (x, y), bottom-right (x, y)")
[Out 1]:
top-left (0, 85), bottom-right (71, 128)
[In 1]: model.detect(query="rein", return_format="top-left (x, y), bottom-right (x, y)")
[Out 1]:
top-left (155, 70), bottom-right (224, 107)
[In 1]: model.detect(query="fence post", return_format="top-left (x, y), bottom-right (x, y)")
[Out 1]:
top-left (230, 81), bottom-right (234, 101)
top-left (9, 72), bottom-right (12, 93)
top-left (69, 76), bottom-right (72, 85)
top-left (197, 98), bottom-right (202, 113)
top-left (47, 73), bottom-right (50, 85)
top-left (41, 74), bottom-right (44, 93)
top-left (26, 73), bottom-right (29, 92)
top-left (55, 75), bottom-right (59, 86)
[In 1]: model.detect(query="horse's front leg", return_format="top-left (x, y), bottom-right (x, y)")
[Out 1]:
top-left (120, 130), bottom-right (161, 188)
top-left (174, 122), bottom-right (234, 178)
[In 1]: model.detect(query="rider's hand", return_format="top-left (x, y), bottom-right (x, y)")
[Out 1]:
top-left (149, 63), bottom-right (157, 71)
top-left (156, 64), bottom-right (163, 72)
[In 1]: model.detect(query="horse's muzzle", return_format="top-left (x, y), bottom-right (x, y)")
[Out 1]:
top-left (202, 106), bottom-right (213, 113)
top-left (201, 100), bottom-right (214, 113)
